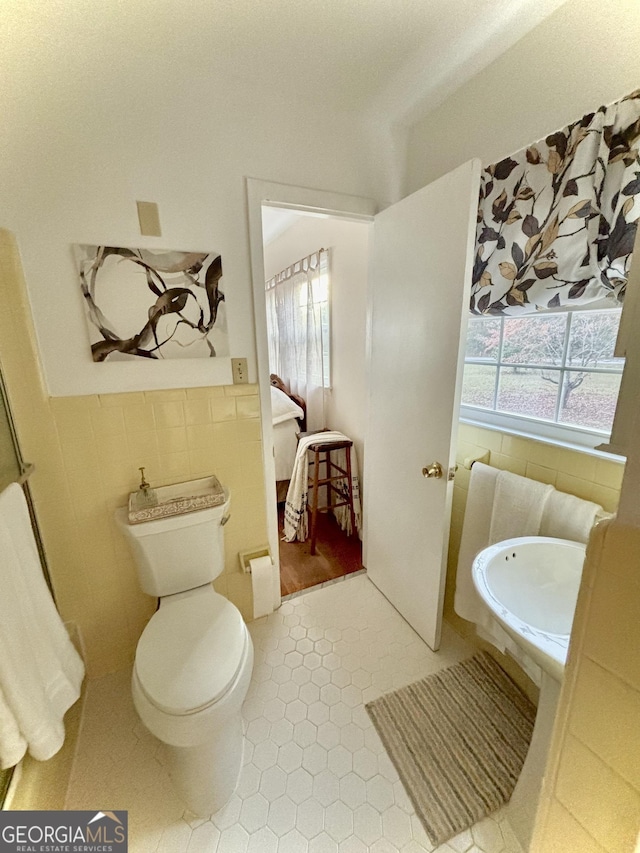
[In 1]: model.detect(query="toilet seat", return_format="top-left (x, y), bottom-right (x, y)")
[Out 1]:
top-left (135, 591), bottom-right (247, 716)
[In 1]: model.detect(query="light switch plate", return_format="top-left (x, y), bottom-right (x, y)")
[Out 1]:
top-left (136, 201), bottom-right (162, 237)
top-left (231, 357), bottom-right (248, 384)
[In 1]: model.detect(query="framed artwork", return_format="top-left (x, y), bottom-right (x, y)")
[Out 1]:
top-left (74, 245), bottom-right (229, 361)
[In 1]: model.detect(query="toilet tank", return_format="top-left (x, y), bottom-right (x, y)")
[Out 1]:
top-left (116, 495), bottom-right (230, 597)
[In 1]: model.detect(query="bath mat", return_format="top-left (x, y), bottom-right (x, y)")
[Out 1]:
top-left (365, 652), bottom-right (535, 846)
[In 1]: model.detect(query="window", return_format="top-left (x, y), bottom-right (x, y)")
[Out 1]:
top-left (265, 248), bottom-right (330, 435)
top-left (461, 309), bottom-right (624, 446)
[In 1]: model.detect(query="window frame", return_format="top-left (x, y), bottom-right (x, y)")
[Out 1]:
top-left (461, 308), bottom-right (624, 451)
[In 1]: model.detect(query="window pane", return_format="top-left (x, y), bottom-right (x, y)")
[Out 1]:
top-left (501, 315), bottom-right (567, 366)
top-left (567, 310), bottom-right (624, 369)
top-left (462, 364), bottom-right (497, 409)
top-left (465, 317), bottom-right (501, 361)
top-left (497, 367), bottom-right (560, 420)
top-left (559, 371), bottom-right (622, 432)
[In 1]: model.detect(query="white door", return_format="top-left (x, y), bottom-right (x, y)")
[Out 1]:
top-left (363, 159), bottom-right (481, 651)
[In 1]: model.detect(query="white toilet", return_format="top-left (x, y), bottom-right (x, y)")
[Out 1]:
top-left (116, 488), bottom-right (254, 816)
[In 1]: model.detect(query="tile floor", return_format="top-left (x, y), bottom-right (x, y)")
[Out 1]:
top-left (65, 574), bottom-right (524, 853)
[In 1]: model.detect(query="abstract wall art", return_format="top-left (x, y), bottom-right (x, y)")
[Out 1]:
top-left (74, 245), bottom-right (229, 361)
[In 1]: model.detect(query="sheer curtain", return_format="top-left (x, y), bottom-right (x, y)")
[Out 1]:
top-left (265, 249), bottom-right (329, 432)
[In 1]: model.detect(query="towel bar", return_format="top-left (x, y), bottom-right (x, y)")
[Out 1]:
top-left (463, 451), bottom-right (490, 470)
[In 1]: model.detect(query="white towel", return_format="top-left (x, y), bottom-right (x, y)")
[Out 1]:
top-left (489, 469), bottom-right (553, 544)
top-left (454, 462), bottom-right (499, 626)
top-left (283, 432), bottom-right (361, 543)
top-left (0, 483), bottom-right (85, 769)
top-left (540, 489), bottom-right (603, 543)
top-left (455, 464), bottom-right (552, 684)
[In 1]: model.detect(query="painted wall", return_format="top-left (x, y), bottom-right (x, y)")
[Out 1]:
top-left (0, 231), bottom-right (264, 676)
top-left (404, 0), bottom-right (640, 193)
top-left (400, 0), bottom-right (640, 846)
top-left (0, 14), bottom-right (378, 397)
top-left (263, 216), bottom-right (371, 478)
top-left (0, 9), bottom-right (380, 676)
top-left (2, 3), bottom-right (638, 837)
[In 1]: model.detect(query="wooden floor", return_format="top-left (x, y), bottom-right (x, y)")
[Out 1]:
top-left (278, 508), bottom-right (363, 597)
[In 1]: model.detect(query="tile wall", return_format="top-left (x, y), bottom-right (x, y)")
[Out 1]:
top-left (449, 424), bottom-right (637, 850)
top-left (447, 422), bottom-right (624, 695)
top-left (0, 230), bottom-right (267, 678)
top-left (532, 519), bottom-right (640, 851)
top-left (448, 422), bottom-right (624, 620)
top-left (47, 385), bottom-right (266, 676)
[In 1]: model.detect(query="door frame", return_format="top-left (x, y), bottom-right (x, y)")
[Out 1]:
top-left (246, 178), bottom-right (376, 610)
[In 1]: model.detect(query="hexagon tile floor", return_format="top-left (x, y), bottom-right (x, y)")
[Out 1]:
top-left (65, 574), bottom-right (525, 853)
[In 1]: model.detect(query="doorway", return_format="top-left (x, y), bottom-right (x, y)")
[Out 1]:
top-left (248, 165), bottom-right (480, 643)
top-left (260, 205), bottom-right (371, 596)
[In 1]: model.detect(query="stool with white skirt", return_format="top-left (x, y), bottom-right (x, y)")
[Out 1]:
top-left (283, 430), bottom-right (361, 548)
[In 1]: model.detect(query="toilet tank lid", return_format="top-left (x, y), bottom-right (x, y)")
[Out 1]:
top-left (116, 494), bottom-right (230, 538)
top-left (135, 592), bottom-right (247, 715)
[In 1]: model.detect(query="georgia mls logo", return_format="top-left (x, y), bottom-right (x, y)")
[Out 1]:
top-left (0, 810), bottom-right (128, 852)
top-left (86, 812), bottom-right (126, 843)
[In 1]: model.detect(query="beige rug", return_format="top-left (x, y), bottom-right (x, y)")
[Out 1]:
top-left (365, 652), bottom-right (535, 846)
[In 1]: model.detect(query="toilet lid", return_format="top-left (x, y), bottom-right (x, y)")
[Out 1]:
top-left (135, 592), bottom-right (247, 715)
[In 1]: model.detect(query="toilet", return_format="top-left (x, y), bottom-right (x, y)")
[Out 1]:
top-left (116, 488), bottom-right (254, 816)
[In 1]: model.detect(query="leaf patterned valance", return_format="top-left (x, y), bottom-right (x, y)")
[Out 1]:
top-left (471, 89), bottom-right (640, 315)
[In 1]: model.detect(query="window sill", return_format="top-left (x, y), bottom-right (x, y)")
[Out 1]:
top-left (460, 412), bottom-right (626, 464)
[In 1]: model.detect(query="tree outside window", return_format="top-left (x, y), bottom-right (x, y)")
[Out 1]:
top-left (462, 309), bottom-right (623, 435)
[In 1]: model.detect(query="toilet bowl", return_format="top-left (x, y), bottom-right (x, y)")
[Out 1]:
top-left (116, 485), bottom-right (253, 816)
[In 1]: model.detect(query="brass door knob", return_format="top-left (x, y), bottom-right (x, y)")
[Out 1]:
top-left (422, 462), bottom-right (443, 479)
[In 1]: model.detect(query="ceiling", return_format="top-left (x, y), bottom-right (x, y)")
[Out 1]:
top-left (262, 208), bottom-right (304, 247)
top-left (4, 0), bottom-right (570, 125)
top-left (262, 207), bottom-right (337, 246)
